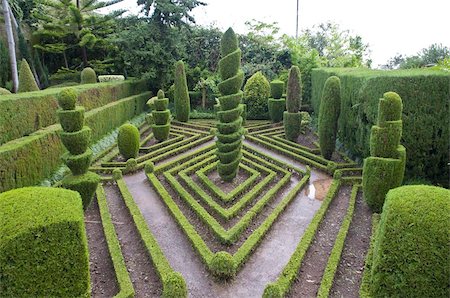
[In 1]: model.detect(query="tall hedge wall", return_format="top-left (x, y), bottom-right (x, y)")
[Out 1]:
top-left (0, 92), bottom-right (150, 192)
top-left (0, 79), bottom-right (148, 145)
top-left (311, 68), bottom-right (449, 184)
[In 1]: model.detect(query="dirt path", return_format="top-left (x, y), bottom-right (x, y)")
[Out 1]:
top-left (123, 142), bottom-right (332, 297)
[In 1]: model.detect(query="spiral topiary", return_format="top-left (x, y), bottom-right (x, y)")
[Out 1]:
top-left (362, 92), bottom-right (406, 212)
top-left (117, 123), bottom-right (140, 160)
top-left (215, 27), bottom-right (244, 182)
top-left (318, 76), bottom-right (341, 159)
top-left (80, 67), bottom-right (97, 84)
top-left (268, 79), bottom-right (285, 123)
top-left (18, 59), bottom-right (39, 93)
top-left (57, 88), bottom-right (100, 210)
top-left (151, 89), bottom-right (171, 141)
top-left (174, 60), bottom-right (190, 122)
top-left (283, 66), bottom-right (302, 141)
top-left (243, 71), bottom-right (270, 119)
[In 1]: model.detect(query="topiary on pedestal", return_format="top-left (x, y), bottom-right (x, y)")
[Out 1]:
top-left (362, 92), bottom-right (406, 212)
top-left (174, 60), bottom-right (190, 122)
top-left (118, 123), bottom-right (140, 160)
top-left (18, 59), bottom-right (39, 93)
top-left (57, 88), bottom-right (100, 210)
top-left (215, 27), bottom-right (245, 182)
top-left (80, 67), bottom-right (97, 84)
top-left (283, 66), bottom-right (302, 141)
top-left (318, 76), bottom-right (341, 159)
top-left (268, 79), bottom-right (285, 123)
top-left (151, 89), bottom-right (171, 141)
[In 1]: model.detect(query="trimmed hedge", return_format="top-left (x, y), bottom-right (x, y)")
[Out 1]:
top-left (268, 98), bottom-right (285, 123)
top-left (0, 79), bottom-right (149, 145)
top-left (174, 61), bottom-right (190, 122)
top-left (62, 171), bottom-right (100, 210)
top-left (283, 112), bottom-right (301, 141)
top-left (57, 107), bottom-right (85, 132)
top-left (18, 59), bottom-right (39, 93)
top-left (270, 79), bottom-right (284, 99)
top-left (0, 91), bottom-right (150, 193)
top-left (243, 71), bottom-right (271, 119)
top-left (318, 76), bottom-right (341, 159)
top-left (370, 185), bottom-right (450, 297)
top-left (60, 126), bottom-right (92, 155)
top-left (0, 187), bottom-right (90, 297)
top-left (283, 66), bottom-right (302, 141)
top-left (311, 68), bottom-right (450, 184)
top-left (118, 123), bottom-right (140, 160)
top-left (80, 67), bottom-right (97, 84)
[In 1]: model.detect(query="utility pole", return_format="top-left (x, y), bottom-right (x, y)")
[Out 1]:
top-left (296, 0), bottom-right (299, 38)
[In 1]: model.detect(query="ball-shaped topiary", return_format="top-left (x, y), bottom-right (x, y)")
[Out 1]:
top-left (80, 67), bottom-right (97, 84)
top-left (318, 76), bottom-right (341, 159)
top-left (118, 123), bottom-right (140, 160)
top-left (370, 185), bottom-right (450, 297)
top-left (209, 251), bottom-right (236, 280)
top-left (112, 168), bottom-right (123, 180)
top-left (174, 61), bottom-right (190, 122)
top-left (162, 272), bottom-right (187, 298)
top-left (18, 59), bottom-right (39, 93)
top-left (243, 71), bottom-right (271, 119)
top-left (57, 88), bottom-right (78, 110)
top-left (283, 66), bottom-right (302, 141)
top-left (270, 79), bottom-right (284, 99)
top-left (144, 161), bottom-right (154, 174)
top-left (125, 158), bottom-right (138, 173)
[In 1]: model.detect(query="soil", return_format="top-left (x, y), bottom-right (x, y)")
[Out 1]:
top-left (103, 183), bottom-right (162, 297)
top-left (330, 151), bottom-right (347, 164)
top-left (330, 191), bottom-right (372, 298)
top-left (207, 167), bottom-right (250, 194)
top-left (84, 197), bottom-right (119, 297)
top-left (296, 127), bottom-right (319, 149)
top-left (287, 185), bottom-right (352, 297)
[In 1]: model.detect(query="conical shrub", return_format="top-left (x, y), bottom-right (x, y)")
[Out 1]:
top-left (174, 60), bottom-right (190, 122)
top-left (18, 59), bottom-right (39, 93)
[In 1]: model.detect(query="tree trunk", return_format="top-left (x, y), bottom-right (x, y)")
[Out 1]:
top-left (81, 45), bottom-right (88, 67)
top-left (3, 0), bottom-right (19, 92)
top-left (63, 51), bottom-right (68, 69)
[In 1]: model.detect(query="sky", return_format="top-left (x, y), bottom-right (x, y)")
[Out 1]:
top-left (110, 0), bottom-right (450, 67)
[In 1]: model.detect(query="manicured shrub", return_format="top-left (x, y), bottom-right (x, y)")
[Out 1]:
top-left (174, 60), bottom-right (190, 122)
top-left (0, 187), bottom-right (90, 297)
top-left (318, 76), bottom-right (341, 159)
top-left (270, 79), bottom-right (284, 99)
top-left (62, 171), bottom-right (100, 210)
top-left (80, 67), bottom-right (97, 84)
top-left (144, 161), bottom-right (154, 174)
top-left (263, 283), bottom-right (283, 298)
top-left (112, 168), bottom-right (123, 180)
top-left (62, 149), bottom-right (93, 175)
top-left (243, 71), bottom-right (271, 119)
top-left (57, 107), bottom-right (85, 132)
top-left (268, 99), bottom-right (285, 123)
top-left (59, 126), bottom-right (92, 155)
top-left (57, 88), bottom-right (78, 110)
top-left (215, 27), bottom-right (244, 182)
top-left (98, 75), bottom-right (125, 82)
top-left (125, 158), bottom-right (138, 173)
top-left (283, 66), bottom-right (303, 141)
top-left (151, 89), bottom-right (171, 141)
top-left (370, 185), bottom-right (450, 297)
top-left (118, 123), bottom-right (140, 160)
top-left (18, 59), bottom-right (39, 93)
top-left (209, 251), bottom-right (236, 280)
top-left (162, 272), bottom-right (187, 298)
top-left (152, 123), bottom-right (170, 141)
top-left (363, 92), bottom-right (406, 212)
top-left (0, 87), bottom-right (11, 95)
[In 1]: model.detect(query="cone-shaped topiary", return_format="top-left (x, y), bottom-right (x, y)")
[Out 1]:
top-left (80, 67), bottom-right (97, 84)
top-left (215, 28), bottom-right (244, 182)
top-left (118, 123), bottom-right (140, 160)
top-left (57, 88), bottom-right (100, 210)
top-left (370, 185), bottom-right (449, 297)
top-left (243, 71), bottom-right (270, 119)
top-left (268, 79), bottom-right (285, 123)
top-left (283, 66), bottom-right (302, 141)
top-left (18, 59), bottom-right (39, 93)
top-left (362, 92), bottom-right (406, 212)
top-left (151, 89), bottom-right (171, 141)
top-left (174, 60), bottom-right (190, 122)
top-left (0, 87), bottom-right (11, 94)
top-left (318, 76), bottom-right (341, 159)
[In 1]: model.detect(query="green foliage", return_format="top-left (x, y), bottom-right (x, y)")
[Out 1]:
top-left (125, 158), bottom-right (138, 173)
top-left (263, 283), bottom-right (283, 298)
top-left (286, 66), bottom-right (302, 112)
top-left (62, 149), bottom-right (93, 175)
top-left (370, 185), bottom-right (450, 297)
top-left (312, 68), bottom-right (449, 185)
top-left (0, 40), bottom-right (11, 88)
top-left (152, 91), bottom-right (171, 141)
top-left (268, 99), bottom-right (285, 123)
top-left (384, 43), bottom-right (449, 69)
top-left (283, 112), bottom-right (302, 141)
top-left (174, 60), bottom-right (190, 122)
top-left (62, 171), bottom-right (101, 210)
top-left (209, 251), bottom-right (236, 280)
top-left (0, 187), bottom-right (90, 297)
top-left (243, 71), bottom-right (271, 119)
top-left (57, 88), bottom-right (78, 110)
top-left (112, 168), bottom-right (123, 180)
top-left (144, 161), bottom-right (155, 174)
top-left (318, 76), bottom-right (341, 159)
top-left (270, 79), bottom-right (284, 99)
top-left (58, 107), bottom-right (85, 132)
top-left (118, 123), bottom-right (140, 160)
top-left (60, 126), bottom-right (92, 155)
top-left (157, 89), bottom-right (165, 99)
top-left (162, 272), bottom-right (187, 298)
top-left (18, 59), bottom-right (39, 93)
top-left (0, 87), bottom-right (11, 95)
top-left (80, 67), bottom-right (97, 84)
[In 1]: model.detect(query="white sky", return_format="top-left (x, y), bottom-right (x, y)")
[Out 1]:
top-left (110, 0), bottom-right (450, 67)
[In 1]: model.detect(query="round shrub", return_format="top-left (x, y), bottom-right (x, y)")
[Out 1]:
top-left (270, 80), bottom-right (284, 99)
top-left (370, 185), bottom-right (450, 297)
top-left (18, 59), bottom-right (39, 93)
top-left (162, 272), bottom-right (187, 298)
top-left (0, 187), bottom-right (90, 297)
top-left (263, 283), bottom-right (283, 298)
top-left (62, 149), bottom-right (93, 175)
top-left (112, 168), bottom-right (123, 180)
top-left (125, 158), bottom-right (138, 173)
top-left (144, 161), bottom-right (154, 174)
top-left (174, 60), bottom-right (190, 122)
top-left (209, 251), bottom-right (236, 280)
top-left (80, 67), bottom-right (97, 84)
top-left (243, 71), bottom-right (270, 119)
top-left (0, 87), bottom-right (11, 95)
top-left (57, 88), bottom-right (78, 110)
top-left (62, 171), bottom-right (100, 210)
top-left (318, 76), bottom-right (341, 159)
top-left (57, 107), bottom-right (85, 132)
top-left (60, 126), bottom-right (92, 155)
top-left (118, 123), bottom-right (140, 160)
top-left (268, 99), bottom-right (285, 123)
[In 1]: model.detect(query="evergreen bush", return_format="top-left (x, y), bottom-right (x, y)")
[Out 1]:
top-left (209, 251), bottom-right (236, 280)
top-left (268, 79), bottom-right (285, 123)
top-left (270, 80), bottom-right (284, 99)
top-left (151, 89), bottom-right (171, 141)
top-left (243, 71), bottom-right (270, 119)
top-left (283, 66), bottom-right (302, 141)
top-left (162, 272), bottom-right (187, 298)
top-left (80, 67), bottom-right (97, 84)
top-left (318, 76), bottom-right (341, 159)
top-left (117, 123), bottom-right (140, 160)
top-left (174, 60), bottom-right (190, 122)
top-left (57, 88), bottom-right (78, 110)
top-left (18, 59), bottom-right (39, 93)
top-left (0, 87), bottom-right (11, 95)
